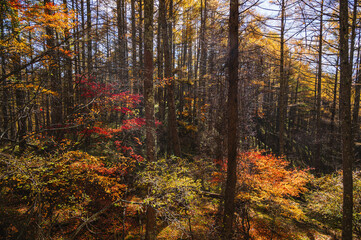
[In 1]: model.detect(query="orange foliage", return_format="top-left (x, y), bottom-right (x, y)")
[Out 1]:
top-left (237, 151), bottom-right (312, 220)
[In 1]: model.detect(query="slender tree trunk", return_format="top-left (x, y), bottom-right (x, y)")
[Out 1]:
top-left (330, 57), bottom-right (339, 135)
top-left (144, 0), bottom-right (156, 163)
top-left (94, 0), bottom-right (99, 73)
top-left (222, 0), bottom-right (239, 238)
top-left (131, 0), bottom-right (136, 94)
top-left (63, 0), bottom-right (73, 118)
top-left (1, 8), bottom-right (9, 142)
top-left (349, 0), bottom-right (358, 69)
top-left (339, 0), bottom-right (354, 238)
top-left (81, 0), bottom-right (86, 72)
top-left (160, 0), bottom-right (181, 156)
top-left (144, 0), bottom-right (156, 237)
top-left (200, 0), bottom-right (207, 112)
top-left (352, 1), bottom-right (360, 137)
top-left (157, 13), bottom-right (164, 122)
top-left (123, 0), bottom-right (129, 84)
top-left (11, 7), bottom-right (26, 151)
top-left (14, 58), bottom-right (26, 151)
top-left (278, 0), bottom-right (287, 156)
top-left (86, 0), bottom-right (92, 74)
top-left (117, 0), bottom-right (126, 84)
top-left (138, 0), bottom-right (143, 93)
top-left (314, 0), bottom-right (324, 170)
top-left (353, 50), bottom-right (361, 135)
top-left (45, 0), bottom-right (63, 135)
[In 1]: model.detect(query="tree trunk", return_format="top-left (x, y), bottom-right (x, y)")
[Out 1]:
top-left (330, 57), bottom-right (339, 136)
top-left (160, 0), bottom-right (181, 156)
top-left (278, 0), bottom-right (287, 156)
top-left (81, 0), bottom-right (86, 72)
top-left (131, 0), bottom-right (136, 94)
top-left (352, 0), bottom-right (360, 138)
top-left (222, 0), bottom-right (239, 238)
top-left (353, 49), bottom-right (361, 136)
top-left (144, 0), bottom-right (156, 163)
top-left (86, 0), bottom-right (92, 74)
top-left (1, 8), bottom-right (9, 142)
top-left (339, 0), bottom-right (354, 238)
top-left (314, 0), bottom-right (324, 170)
top-left (10, 6), bottom-right (26, 151)
top-left (199, 0), bottom-right (207, 114)
top-left (117, 0), bottom-right (126, 85)
top-left (157, 15), bottom-right (165, 122)
top-left (138, 0), bottom-right (143, 94)
top-left (144, 0), bottom-right (156, 237)
top-left (45, 0), bottom-right (63, 135)
top-left (145, 205), bottom-right (156, 240)
top-left (63, 0), bottom-right (73, 118)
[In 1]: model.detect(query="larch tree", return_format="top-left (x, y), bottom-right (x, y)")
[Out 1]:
top-left (160, 0), bottom-right (181, 157)
top-left (314, 0), bottom-right (324, 170)
top-left (278, 0), bottom-right (287, 156)
top-left (339, 0), bottom-right (354, 238)
top-left (222, 0), bottom-right (239, 238)
top-left (144, 0), bottom-right (156, 238)
top-left (12, 4), bottom-right (26, 151)
top-left (86, 0), bottom-right (92, 73)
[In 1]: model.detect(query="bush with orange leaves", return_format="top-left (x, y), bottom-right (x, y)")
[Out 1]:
top-left (237, 151), bottom-right (312, 220)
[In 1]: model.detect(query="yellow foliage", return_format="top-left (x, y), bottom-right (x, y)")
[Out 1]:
top-left (14, 83), bottom-right (58, 96)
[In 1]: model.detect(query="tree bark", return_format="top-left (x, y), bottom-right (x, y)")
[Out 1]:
top-left (45, 0), bottom-right (63, 135)
top-left (160, 0), bottom-right (181, 157)
top-left (222, 0), bottom-right (239, 238)
top-left (278, 0), bottom-right (287, 156)
top-left (144, 0), bottom-right (156, 163)
top-left (138, 0), bottom-right (144, 88)
top-left (131, 0), bottom-right (136, 94)
top-left (1, 6), bottom-right (9, 142)
top-left (352, 0), bottom-right (360, 137)
top-left (200, 0), bottom-right (207, 107)
top-left (314, 0), bottom-right (324, 170)
top-left (86, 0), bottom-right (92, 74)
top-left (339, 0), bottom-right (354, 238)
top-left (117, 0), bottom-right (127, 85)
top-left (353, 49), bottom-right (361, 135)
top-left (144, 0), bottom-right (156, 237)
top-left (63, 0), bottom-right (73, 118)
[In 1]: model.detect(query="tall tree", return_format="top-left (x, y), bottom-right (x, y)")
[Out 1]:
top-left (144, 0), bottom-right (156, 238)
top-left (63, 0), bottom-right (73, 117)
top-left (86, 0), bottom-right (92, 73)
top-left (1, 0), bottom-right (9, 142)
top-left (11, 6), bottom-right (26, 151)
top-left (222, 0), bottom-right (239, 238)
top-left (278, 0), bottom-right (287, 156)
top-left (160, 0), bottom-right (181, 156)
top-left (314, 0), bottom-right (324, 170)
top-left (199, 0), bottom-right (207, 107)
top-left (131, 0), bottom-right (136, 93)
top-left (339, 0), bottom-right (354, 238)
top-left (117, 0), bottom-right (127, 85)
top-left (144, 0), bottom-right (156, 164)
top-left (45, 0), bottom-right (63, 133)
top-left (351, 0), bottom-right (360, 136)
top-left (138, 0), bottom-right (143, 87)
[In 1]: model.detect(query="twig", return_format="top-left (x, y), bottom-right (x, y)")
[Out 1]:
top-left (69, 198), bottom-right (144, 240)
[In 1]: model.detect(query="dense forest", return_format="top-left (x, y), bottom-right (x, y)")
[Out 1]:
top-left (0, 0), bottom-right (360, 239)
